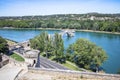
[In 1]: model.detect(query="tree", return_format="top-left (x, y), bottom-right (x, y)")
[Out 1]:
top-left (0, 36), bottom-right (9, 62)
top-left (30, 32), bottom-right (53, 53)
top-left (66, 38), bottom-right (107, 71)
top-left (0, 36), bottom-right (9, 54)
top-left (30, 32), bottom-right (65, 62)
top-left (53, 33), bottom-right (65, 63)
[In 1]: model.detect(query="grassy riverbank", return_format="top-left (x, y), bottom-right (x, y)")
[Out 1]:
top-left (62, 61), bottom-right (83, 71)
top-left (76, 29), bottom-right (120, 35)
top-left (43, 54), bottom-right (83, 71)
top-left (37, 28), bottom-right (120, 35)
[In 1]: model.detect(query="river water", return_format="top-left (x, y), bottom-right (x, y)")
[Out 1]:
top-left (0, 29), bottom-right (120, 74)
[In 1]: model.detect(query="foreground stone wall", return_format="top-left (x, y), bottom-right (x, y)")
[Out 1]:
top-left (0, 59), bottom-right (9, 68)
top-left (0, 55), bottom-right (9, 68)
top-left (18, 67), bottom-right (120, 80)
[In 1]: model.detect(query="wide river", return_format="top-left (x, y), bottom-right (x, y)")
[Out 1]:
top-left (0, 29), bottom-right (120, 74)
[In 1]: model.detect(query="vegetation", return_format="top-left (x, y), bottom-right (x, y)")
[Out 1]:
top-left (6, 39), bottom-right (17, 46)
top-left (30, 32), bottom-right (65, 63)
top-left (0, 36), bottom-right (9, 54)
top-left (0, 37), bottom-right (24, 62)
top-left (10, 52), bottom-right (25, 62)
top-left (52, 33), bottom-right (65, 63)
top-left (30, 32), bottom-right (107, 71)
top-left (66, 38), bottom-right (107, 71)
top-left (0, 13), bottom-right (120, 32)
top-left (117, 69), bottom-right (120, 74)
top-left (62, 61), bottom-right (82, 71)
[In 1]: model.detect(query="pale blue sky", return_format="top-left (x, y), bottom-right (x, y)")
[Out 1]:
top-left (0, 0), bottom-right (120, 16)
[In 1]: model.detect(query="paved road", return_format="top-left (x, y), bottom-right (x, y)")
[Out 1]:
top-left (36, 55), bottom-right (69, 70)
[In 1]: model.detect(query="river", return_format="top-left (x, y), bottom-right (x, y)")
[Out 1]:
top-left (0, 29), bottom-right (120, 74)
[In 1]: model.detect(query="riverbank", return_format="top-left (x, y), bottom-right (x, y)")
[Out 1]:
top-left (1, 27), bottom-right (120, 35)
top-left (0, 27), bottom-right (61, 31)
top-left (76, 29), bottom-right (120, 35)
top-left (6, 38), bottom-right (17, 46)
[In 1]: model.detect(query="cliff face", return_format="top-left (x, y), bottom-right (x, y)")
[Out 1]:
top-left (18, 69), bottom-right (120, 80)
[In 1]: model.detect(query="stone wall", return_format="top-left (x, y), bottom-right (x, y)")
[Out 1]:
top-left (26, 67), bottom-right (120, 80)
top-left (0, 59), bottom-right (9, 68)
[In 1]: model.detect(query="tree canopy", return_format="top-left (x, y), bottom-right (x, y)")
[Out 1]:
top-left (66, 38), bottom-right (107, 70)
top-left (30, 32), bottom-right (65, 63)
top-left (0, 36), bottom-right (8, 54)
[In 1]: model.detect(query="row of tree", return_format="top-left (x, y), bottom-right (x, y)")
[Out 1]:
top-left (0, 19), bottom-right (120, 32)
top-left (30, 32), bottom-right (107, 71)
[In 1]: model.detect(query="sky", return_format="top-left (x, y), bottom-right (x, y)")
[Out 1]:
top-left (0, 0), bottom-right (120, 16)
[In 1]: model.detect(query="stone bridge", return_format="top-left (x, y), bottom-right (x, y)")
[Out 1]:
top-left (59, 29), bottom-right (75, 37)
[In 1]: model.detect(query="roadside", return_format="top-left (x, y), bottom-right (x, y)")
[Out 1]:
top-left (47, 55), bottom-right (86, 71)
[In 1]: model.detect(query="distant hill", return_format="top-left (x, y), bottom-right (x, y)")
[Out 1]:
top-left (0, 13), bottom-right (120, 20)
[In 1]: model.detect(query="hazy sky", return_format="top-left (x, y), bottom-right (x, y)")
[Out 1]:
top-left (0, 0), bottom-right (120, 16)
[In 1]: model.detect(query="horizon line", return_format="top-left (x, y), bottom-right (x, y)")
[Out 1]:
top-left (0, 12), bottom-right (120, 17)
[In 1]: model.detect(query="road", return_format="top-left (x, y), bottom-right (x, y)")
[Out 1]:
top-left (36, 54), bottom-right (69, 70)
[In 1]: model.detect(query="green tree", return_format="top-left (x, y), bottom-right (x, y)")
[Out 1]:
top-left (0, 36), bottom-right (9, 54)
top-left (30, 32), bottom-right (52, 52)
top-left (30, 32), bottom-right (65, 61)
top-left (66, 38), bottom-right (107, 71)
top-left (53, 33), bottom-right (65, 63)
